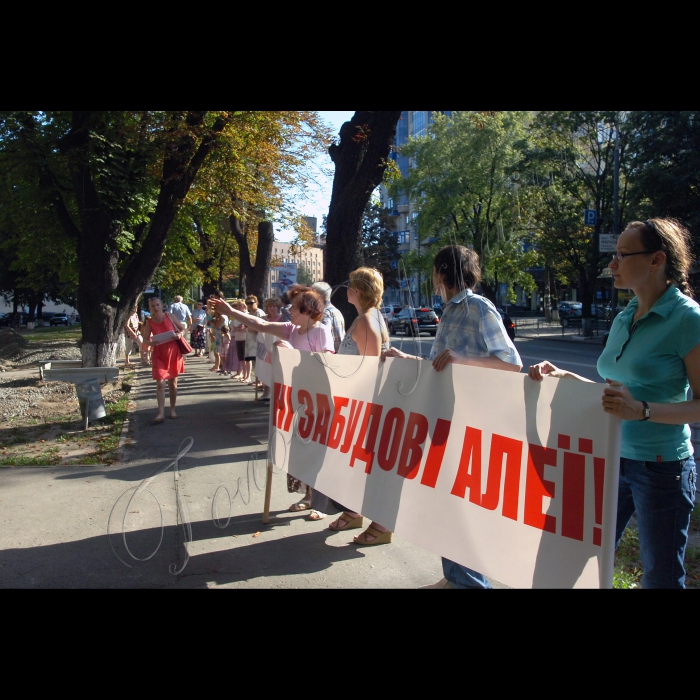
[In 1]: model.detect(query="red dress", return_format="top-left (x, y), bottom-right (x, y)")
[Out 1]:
top-left (149, 314), bottom-right (185, 380)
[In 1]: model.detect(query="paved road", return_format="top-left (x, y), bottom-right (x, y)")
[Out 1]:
top-left (390, 333), bottom-right (604, 382)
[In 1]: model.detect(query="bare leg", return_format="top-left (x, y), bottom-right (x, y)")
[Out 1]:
top-left (168, 378), bottom-right (178, 418)
top-left (155, 379), bottom-right (166, 420)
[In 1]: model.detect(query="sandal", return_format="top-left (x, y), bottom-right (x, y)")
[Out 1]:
top-left (328, 512), bottom-right (363, 531)
top-left (307, 510), bottom-right (327, 521)
top-left (353, 525), bottom-right (393, 546)
top-left (289, 498), bottom-right (311, 512)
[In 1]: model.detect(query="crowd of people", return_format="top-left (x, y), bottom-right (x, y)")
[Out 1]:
top-left (120, 215), bottom-right (698, 589)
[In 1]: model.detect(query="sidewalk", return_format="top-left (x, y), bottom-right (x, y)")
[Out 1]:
top-left (0, 355), bottom-right (498, 589)
top-left (514, 317), bottom-right (607, 345)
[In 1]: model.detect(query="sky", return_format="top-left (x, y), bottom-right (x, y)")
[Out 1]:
top-left (274, 111), bottom-right (355, 242)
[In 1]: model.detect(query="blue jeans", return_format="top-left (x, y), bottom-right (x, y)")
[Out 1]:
top-left (615, 456), bottom-right (697, 589)
top-left (441, 559), bottom-right (492, 589)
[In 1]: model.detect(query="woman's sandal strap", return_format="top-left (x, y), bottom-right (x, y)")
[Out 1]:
top-left (364, 526), bottom-right (388, 538)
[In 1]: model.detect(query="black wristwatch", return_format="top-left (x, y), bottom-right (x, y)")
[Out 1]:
top-left (639, 401), bottom-right (650, 421)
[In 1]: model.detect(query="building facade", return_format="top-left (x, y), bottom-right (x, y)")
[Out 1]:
top-left (266, 216), bottom-right (325, 299)
top-left (378, 111), bottom-right (452, 307)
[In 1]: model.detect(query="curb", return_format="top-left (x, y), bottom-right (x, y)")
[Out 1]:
top-left (1, 463), bottom-right (110, 469)
top-left (516, 334), bottom-right (605, 346)
top-left (114, 364), bottom-right (143, 463)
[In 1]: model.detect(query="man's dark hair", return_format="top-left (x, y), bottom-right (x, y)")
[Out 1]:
top-left (433, 245), bottom-right (481, 290)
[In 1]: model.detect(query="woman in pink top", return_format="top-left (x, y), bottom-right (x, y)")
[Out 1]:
top-left (212, 285), bottom-right (334, 510)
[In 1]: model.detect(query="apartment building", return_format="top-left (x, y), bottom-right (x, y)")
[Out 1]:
top-left (378, 111), bottom-right (452, 306)
top-left (266, 217), bottom-right (325, 298)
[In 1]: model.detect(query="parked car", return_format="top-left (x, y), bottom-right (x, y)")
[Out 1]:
top-left (50, 314), bottom-right (70, 326)
top-left (497, 309), bottom-right (516, 341)
top-left (381, 306), bottom-right (395, 324)
top-left (390, 307), bottom-right (440, 337)
top-left (590, 304), bottom-right (610, 320)
top-left (558, 301), bottom-right (583, 327)
top-left (0, 312), bottom-right (28, 327)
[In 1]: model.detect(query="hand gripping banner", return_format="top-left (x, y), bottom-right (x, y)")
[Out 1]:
top-left (270, 347), bottom-right (621, 588)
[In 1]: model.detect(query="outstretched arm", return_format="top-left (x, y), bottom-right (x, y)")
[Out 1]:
top-left (212, 298), bottom-right (289, 340)
top-left (528, 360), bottom-right (593, 382)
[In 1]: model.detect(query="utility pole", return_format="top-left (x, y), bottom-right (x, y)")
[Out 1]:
top-left (611, 113), bottom-right (621, 320)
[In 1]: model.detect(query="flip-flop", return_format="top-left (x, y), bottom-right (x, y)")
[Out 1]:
top-left (152, 417), bottom-right (165, 425)
top-left (169, 415), bottom-right (178, 419)
top-left (307, 510), bottom-right (327, 521)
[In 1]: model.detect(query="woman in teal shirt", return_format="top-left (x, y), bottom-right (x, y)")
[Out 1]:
top-left (529, 218), bottom-right (698, 588)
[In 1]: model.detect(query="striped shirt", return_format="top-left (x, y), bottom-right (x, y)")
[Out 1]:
top-left (321, 302), bottom-right (346, 353)
top-left (429, 289), bottom-right (521, 367)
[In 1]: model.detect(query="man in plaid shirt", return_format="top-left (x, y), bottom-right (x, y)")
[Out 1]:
top-left (313, 281), bottom-right (345, 353)
top-left (386, 245), bottom-right (522, 589)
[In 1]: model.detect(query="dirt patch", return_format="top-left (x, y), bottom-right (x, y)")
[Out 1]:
top-left (0, 375), bottom-right (136, 466)
top-left (0, 328), bottom-right (29, 361)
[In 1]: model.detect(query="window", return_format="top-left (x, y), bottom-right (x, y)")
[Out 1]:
top-left (412, 111), bottom-right (426, 138)
top-left (398, 231), bottom-right (410, 244)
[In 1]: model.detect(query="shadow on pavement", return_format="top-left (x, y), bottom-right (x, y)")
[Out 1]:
top-left (0, 511), bottom-right (366, 589)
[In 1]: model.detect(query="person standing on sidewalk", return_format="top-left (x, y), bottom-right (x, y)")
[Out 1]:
top-left (529, 218), bottom-right (699, 589)
top-left (313, 268), bottom-right (393, 545)
top-left (124, 304), bottom-right (142, 367)
top-left (211, 286), bottom-right (334, 512)
top-left (141, 297), bottom-right (187, 423)
top-left (191, 300), bottom-right (207, 357)
top-left (169, 295), bottom-right (192, 339)
top-left (258, 298), bottom-right (283, 400)
top-left (244, 295), bottom-right (266, 386)
top-left (385, 245), bottom-right (522, 587)
top-left (312, 281), bottom-right (345, 353)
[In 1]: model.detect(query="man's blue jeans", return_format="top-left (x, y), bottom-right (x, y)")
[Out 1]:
top-left (441, 559), bottom-right (492, 589)
top-left (615, 456), bottom-right (697, 589)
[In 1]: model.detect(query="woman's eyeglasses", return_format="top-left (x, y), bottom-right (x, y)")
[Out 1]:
top-left (611, 250), bottom-right (656, 261)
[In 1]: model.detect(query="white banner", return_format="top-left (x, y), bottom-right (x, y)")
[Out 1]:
top-left (270, 348), bottom-right (621, 588)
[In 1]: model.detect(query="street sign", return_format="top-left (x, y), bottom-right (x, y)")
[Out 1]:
top-left (584, 209), bottom-right (598, 226)
top-left (599, 233), bottom-right (618, 253)
top-left (390, 260), bottom-right (398, 270)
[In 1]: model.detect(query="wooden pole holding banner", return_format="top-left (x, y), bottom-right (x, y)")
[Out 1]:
top-left (262, 345), bottom-right (276, 523)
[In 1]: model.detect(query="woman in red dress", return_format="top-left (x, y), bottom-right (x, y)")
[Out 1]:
top-left (141, 297), bottom-right (186, 423)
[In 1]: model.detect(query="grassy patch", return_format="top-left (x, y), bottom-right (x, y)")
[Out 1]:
top-left (691, 502), bottom-right (700, 531)
top-left (0, 452), bottom-right (62, 467)
top-left (24, 326), bottom-right (82, 344)
top-left (613, 527), bottom-right (642, 589)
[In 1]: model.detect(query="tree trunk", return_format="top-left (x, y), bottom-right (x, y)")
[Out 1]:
top-left (48, 111), bottom-right (227, 366)
top-left (325, 111), bottom-right (402, 323)
top-left (229, 216), bottom-right (274, 303)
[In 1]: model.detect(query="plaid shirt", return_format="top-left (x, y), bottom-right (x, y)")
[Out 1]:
top-left (429, 289), bottom-right (521, 367)
top-left (322, 302), bottom-right (346, 353)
